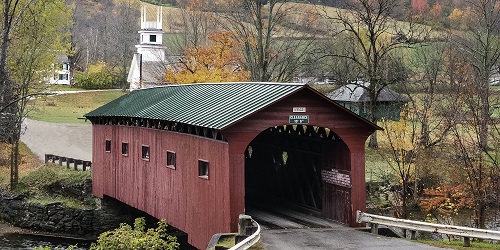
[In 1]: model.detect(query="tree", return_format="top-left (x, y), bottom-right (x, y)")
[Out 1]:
top-left (165, 31), bottom-right (250, 83)
top-left (90, 217), bottom-right (179, 250)
top-left (1, 0), bottom-right (71, 190)
top-left (442, 0), bottom-right (500, 228)
top-left (108, 0), bottom-right (140, 88)
top-left (319, 0), bottom-right (424, 147)
top-left (381, 107), bottom-right (423, 220)
top-left (405, 42), bottom-right (452, 148)
top-left (171, 0), bottom-right (216, 52)
top-left (217, 0), bottom-right (319, 82)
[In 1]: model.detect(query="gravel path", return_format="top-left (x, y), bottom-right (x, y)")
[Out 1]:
top-left (20, 119), bottom-right (92, 161)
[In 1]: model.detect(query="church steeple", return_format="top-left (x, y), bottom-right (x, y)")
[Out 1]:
top-left (136, 5), bottom-right (165, 62)
top-left (128, 4), bottom-right (167, 91)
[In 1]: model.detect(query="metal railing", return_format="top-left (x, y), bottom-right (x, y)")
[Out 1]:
top-left (44, 154), bottom-right (91, 171)
top-left (357, 210), bottom-right (500, 247)
top-left (229, 216), bottom-right (261, 250)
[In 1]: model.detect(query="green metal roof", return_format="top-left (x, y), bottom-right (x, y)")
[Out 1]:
top-left (85, 82), bottom-right (306, 129)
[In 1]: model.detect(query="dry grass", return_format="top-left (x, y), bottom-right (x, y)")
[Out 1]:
top-left (0, 142), bottom-right (41, 189)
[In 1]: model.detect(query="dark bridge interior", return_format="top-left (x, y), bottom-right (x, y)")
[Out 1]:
top-left (244, 125), bottom-right (339, 216)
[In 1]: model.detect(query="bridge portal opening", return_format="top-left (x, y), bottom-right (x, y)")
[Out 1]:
top-left (244, 125), bottom-right (348, 221)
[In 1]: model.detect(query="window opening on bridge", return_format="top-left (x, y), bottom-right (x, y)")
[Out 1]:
top-left (167, 151), bottom-right (176, 169)
top-left (142, 145), bottom-right (150, 160)
top-left (105, 140), bottom-right (111, 152)
top-left (122, 142), bottom-right (129, 156)
top-left (198, 160), bottom-right (209, 179)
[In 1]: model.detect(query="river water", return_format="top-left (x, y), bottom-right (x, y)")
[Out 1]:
top-left (0, 223), bottom-right (93, 249)
top-left (0, 233), bottom-right (93, 249)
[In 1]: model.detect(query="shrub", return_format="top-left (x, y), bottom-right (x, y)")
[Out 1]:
top-left (73, 62), bottom-right (124, 89)
top-left (90, 217), bottom-right (179, 250)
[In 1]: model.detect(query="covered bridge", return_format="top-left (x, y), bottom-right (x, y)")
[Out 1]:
top-left (85, 82), bottom-right (380, 249)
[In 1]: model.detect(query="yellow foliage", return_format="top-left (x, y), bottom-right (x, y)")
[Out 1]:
top-left (165, 31), bottom-right (250, 84)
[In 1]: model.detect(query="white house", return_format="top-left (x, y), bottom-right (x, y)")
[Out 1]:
top-left (46, 55), bottom-right (71, 85)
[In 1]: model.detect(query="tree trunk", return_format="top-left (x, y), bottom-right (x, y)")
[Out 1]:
top-left (9, 140), bottom-right (19, 190)
top-left (368, 131), bottom-right (378, 148)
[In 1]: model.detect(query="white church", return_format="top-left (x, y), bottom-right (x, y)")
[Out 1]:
top-left (128, 5), bottom-right (174, 91)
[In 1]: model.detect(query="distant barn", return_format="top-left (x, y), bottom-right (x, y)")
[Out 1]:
top-left (327, 81), bottom-right (409, 120)
top-left (85, 82), bottom-right (380, 249)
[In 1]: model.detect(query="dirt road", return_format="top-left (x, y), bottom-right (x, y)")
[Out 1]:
top-left (20, 119), bottom-right (92, 161)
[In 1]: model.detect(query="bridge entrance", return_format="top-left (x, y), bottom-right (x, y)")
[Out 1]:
top-left (244, 125), bottom-right (350, 222)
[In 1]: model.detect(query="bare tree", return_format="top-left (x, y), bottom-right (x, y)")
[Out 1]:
top-left (404, 42), bottom-right (453, 148)
top-left (217, 0), bottom-right (319, 82)
top-left (319, 0), bottom-right (427, 147)
top-left (108, 0), bottom-right (140, 87)
top-left (451, 0), bottom-right (500, 151)
top-left (440, 0), bottom-right (500, 229)
top-left (171, 0), bottom-right (216, 52)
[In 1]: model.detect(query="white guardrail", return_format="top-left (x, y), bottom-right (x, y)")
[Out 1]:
top-left (229, 217), bottom-right (261, 250)
top-left (357, 210), bottom-right (500, 247)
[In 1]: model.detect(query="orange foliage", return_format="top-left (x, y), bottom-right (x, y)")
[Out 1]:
top-left (420, 185), bottom-right (472, 216)
top-left (429, 2), bottom-right (442, 18)
top-left (165, 31), bottom-right (250, 84)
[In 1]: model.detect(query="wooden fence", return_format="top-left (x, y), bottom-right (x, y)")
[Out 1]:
top-left (44, 154), bottom-right (91, 171)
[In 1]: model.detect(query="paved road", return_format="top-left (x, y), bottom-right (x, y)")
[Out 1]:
top-left (20, 119), bottom-right (92, 161)
top-left (250, 208), bottom-right (450, 250)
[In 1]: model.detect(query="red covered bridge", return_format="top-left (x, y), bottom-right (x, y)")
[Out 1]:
top-left (85, 82), bottom-right (380, 249)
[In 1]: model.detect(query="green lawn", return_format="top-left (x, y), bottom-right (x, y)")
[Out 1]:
top-left (44, 84), bottom-right (86, 92)
top-left (28, 90), bottom-right (127, 124)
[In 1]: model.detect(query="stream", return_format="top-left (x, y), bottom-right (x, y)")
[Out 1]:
top-left (0, 223), bottom-right (93, 249)
top-left (0, 233), bottom-right (93, 249)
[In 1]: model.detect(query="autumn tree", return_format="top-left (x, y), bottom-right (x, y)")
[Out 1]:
top-left (381, 107), bottom-right (424, 219)
top-left (319, 0), bottom-right (426, 147)
top-left (0, 0), bottom-right (71, 190)
top-left (439, 0), bottom-right (500, 229)
top-left (217, 0), bottom-right (319, 82)
top-left (165, 31), bottom-right (250, 83)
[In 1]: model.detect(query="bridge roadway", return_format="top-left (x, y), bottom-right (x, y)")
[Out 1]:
top-left (21, 117), bottom-right (450, 249)
top-left (248, 208), bottom-right (450, 250)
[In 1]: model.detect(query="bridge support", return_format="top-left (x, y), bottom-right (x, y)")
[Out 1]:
top-left (463, 237), bottom-right (471, 247)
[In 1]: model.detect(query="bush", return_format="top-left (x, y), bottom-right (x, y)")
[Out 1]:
top-left (90, 217), bottom-right (179, 250)
top-left (73, 62), bottom-right (124, 90)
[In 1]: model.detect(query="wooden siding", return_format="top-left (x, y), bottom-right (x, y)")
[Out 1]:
top-left (223, 88), bottom-right (375, 227)
top-left (92, 125), bottom-right (231, 249)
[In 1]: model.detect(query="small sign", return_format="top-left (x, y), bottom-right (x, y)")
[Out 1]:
top-left (321, 169), bottom-right (351, 188)
top-left (293, 107), bottom-right (306, 113)
top-left (289, 115), bottom-right (309, 124)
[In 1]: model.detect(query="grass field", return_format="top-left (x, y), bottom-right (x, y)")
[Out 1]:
top-left (28, 90), bottom-right (127, 124)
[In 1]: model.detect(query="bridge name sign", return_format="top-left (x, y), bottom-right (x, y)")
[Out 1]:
top-left (289, 115), bottom-right (309, 124)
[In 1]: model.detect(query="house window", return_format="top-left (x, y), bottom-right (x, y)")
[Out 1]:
top-left (167, 151), bottom-right (176, 169)
top-left (62, 63), bottom-right (69, 70)
top-left (198, 160), bottom-right (209, 179)
top-left (142, 145), bottom-right (150, 160)
top-left (58, 74), bottom-right (68, 80)
top-left (150, 35), bottom-right (157, 43)
top-left (122, 142), bottom-right (129, 156)
top-left (105, 140), bottom-right (111, 152)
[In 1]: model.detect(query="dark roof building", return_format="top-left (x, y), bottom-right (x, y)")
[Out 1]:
top-left (327, 81), bottom-right (409, 120)
top-left (86, 82), bottom-right (380, 249)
